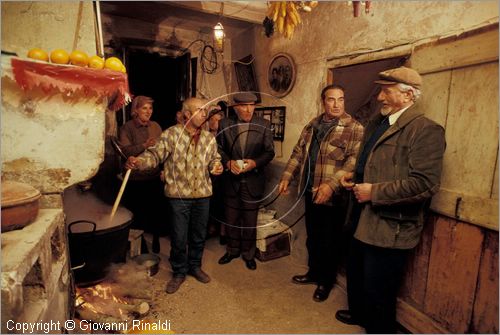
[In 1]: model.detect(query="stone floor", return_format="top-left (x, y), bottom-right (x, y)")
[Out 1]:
top-left (141, 234), bottom-right (365, 334)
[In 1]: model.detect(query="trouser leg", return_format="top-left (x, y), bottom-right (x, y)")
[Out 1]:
top-left (167, 198), bottom-right (190, 276)
top-left (224, 195), bottom-right (242, 256)
top-left (239, 183), bottom-right (259, 260)
top-left (363, 244), bottom-right (408, 334)
top-left (346, 238), bottom-right (366, 322)
top-left (304, 192), bottom-right (319, 276)
top-left (187, 198), bottom-right (210, 270)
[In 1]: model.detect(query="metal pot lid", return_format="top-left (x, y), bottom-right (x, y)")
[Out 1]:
top-left (1, 181), bottom-right (41, 208)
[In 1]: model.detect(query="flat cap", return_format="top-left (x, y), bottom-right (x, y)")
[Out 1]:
top-left (374, 66), bottom-right (422, 89)
top-left (231, 92), bottom-right (258, 106)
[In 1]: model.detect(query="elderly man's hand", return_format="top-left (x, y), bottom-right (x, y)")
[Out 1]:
top-left (312, 183), bottom-right (334, 204)
top-left (241, 159), bottom-right (256, 172)
top-left (125, 157), bottom-right (139, 170)
top-left (340, 172), bottom-right (355, 190)
top-left (353, 183), bottom-right (372, 203)
top-left (210, 161), bottom-right (224, 176)
top-left (278, 180), bottom-right (290, 195)
top-left (228, 160), bottom-right (242, 175)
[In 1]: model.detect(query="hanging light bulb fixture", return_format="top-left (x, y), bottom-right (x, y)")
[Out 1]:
top-left (213, 22), bottom-right (225, 52)
top-left (213, 2), bottom-right (225, 53)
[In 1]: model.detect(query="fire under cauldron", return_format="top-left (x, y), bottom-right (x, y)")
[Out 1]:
top-left (63, 185), bottom-right (133, 286)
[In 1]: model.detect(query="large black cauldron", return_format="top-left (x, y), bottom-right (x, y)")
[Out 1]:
top-left (67, 218), bottom-right (132, 286)
top-left (63, 185), bottom-right (133, 286)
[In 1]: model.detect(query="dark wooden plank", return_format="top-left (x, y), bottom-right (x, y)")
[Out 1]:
top-left (397, 298), bottom-right (449, 334)
top-left (399, 214), bottom-right (436, 308)
top-left (424, 216), bottom-right (484, 333)
top-left (471, 231), bottom-right (499, 333)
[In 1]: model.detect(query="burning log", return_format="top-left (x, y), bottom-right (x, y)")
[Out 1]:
top-left (114, 301), bottom-right (150, 316)
top-left (111, 286), bottom-right (152, 300)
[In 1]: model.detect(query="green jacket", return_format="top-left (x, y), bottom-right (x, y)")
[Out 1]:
top-left (352, 103), bottom-right (446, 249)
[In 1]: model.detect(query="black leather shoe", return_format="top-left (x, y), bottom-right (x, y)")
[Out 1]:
top-left (313, 285), bottom-right (332, 302)
top-left (245, 259), bottom-right (257, 270)
top-left (335, 310), bottom-right (361, 325)
top-left (292, 273), bottom-right (317, 285)
top-left (218, 252), bottom-right (239, 264)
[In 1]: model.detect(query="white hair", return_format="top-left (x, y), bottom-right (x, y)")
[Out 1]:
top-left (397, 83), bottom-right (421, 101)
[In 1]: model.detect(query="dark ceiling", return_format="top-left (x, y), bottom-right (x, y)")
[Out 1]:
top-left (100, 1), bottom-right (258, 40)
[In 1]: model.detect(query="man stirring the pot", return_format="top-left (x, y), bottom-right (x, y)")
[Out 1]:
top-left (126, 97), bottom-right (223, 294)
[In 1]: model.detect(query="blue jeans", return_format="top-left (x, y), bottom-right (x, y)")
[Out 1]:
top-left (167, 197), bottom-right (210, 276)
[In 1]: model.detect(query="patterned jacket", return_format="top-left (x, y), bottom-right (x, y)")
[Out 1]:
top-left (281, 112), bottom-right (364, 206)
top-left (136, 124), bottom-right (221, 199)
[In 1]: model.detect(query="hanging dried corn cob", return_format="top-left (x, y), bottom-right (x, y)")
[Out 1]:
top-left (265, 1), bottom-right (318, 40)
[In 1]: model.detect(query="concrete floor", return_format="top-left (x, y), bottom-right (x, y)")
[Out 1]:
top-left (142, 234), bottom-right (365, 334)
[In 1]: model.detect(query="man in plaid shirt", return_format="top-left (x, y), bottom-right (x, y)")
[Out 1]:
top-left (279, 85), bottom-right (364, 302)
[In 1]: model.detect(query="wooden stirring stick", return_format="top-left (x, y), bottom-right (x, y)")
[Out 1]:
top-left (110, 168), bottom-right (131, 221)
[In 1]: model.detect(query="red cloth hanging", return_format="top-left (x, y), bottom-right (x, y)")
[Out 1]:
top-left (11, 57), bottom-right (131, 110)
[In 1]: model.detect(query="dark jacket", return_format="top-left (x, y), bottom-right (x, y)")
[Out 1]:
top-left (217, 114), bottom-right (275, 198)
top-left (349, 103), bottom-right (446, 249)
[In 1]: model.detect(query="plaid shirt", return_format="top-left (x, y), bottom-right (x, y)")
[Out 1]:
top-left (136, 124), bottom-right (221, 199)
top-left (281, 112), bottom-right (364, 205)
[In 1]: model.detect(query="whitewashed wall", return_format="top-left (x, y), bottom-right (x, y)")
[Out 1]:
top-left (1, 2), bottom-right (96, 57)
top-left (244, 1), bottom-right (498, 163)
top-left (1, 2), bottom-right (104, 196)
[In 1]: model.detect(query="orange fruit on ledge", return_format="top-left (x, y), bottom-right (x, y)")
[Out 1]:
top-left (27, 48), bottom-right (49, 62)
top-left (69, 50), bottom-right (89, 67)
top-left (50, 49), bottom-right (70, 64)
top-left (104, 56), bottom-right (125, 72)
top-left (88, 55), bottom-right (105, 69)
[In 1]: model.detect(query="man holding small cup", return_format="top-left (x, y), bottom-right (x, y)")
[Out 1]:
top-left (216, 92), bottom-right (275, 270)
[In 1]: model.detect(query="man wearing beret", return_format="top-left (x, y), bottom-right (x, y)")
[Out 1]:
top-left (335, 67), bottom-right (446, 333)
top-left (216, 92), bottom-right (275, 270)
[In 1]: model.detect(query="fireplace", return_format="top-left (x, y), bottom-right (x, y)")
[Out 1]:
top-left (1, 56), bottom-right (130, 333)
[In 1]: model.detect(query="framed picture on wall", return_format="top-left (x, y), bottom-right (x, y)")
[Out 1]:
top-left (254, 106), bottom-right (286, 141)
top-left (268, 53), bottom-right (296, 98)
top-left (234, 54), bottom-right (261, 103)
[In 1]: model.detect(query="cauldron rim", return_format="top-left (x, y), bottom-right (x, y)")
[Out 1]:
top-left (66, 217), bottom-right (133, 235)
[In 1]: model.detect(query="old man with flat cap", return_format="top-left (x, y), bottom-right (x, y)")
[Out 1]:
top-left (335, 66), bottom-right (446, 333)
top-left (216, 92), bottom-right (275, 270)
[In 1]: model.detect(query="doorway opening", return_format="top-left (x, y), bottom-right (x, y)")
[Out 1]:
top-left (123, 49), bottom-right (191, 130)
top-left (329, 56), bottom-right (407, 125)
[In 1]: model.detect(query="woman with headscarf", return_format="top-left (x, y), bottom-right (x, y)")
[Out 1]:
top-left (119, 96), bottom-right (164, 253)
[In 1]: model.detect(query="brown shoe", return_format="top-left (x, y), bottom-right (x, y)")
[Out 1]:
top-left (188, 268), bottom-right (211, 283)
top-left (166, 275), bottom-right (185, 294)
